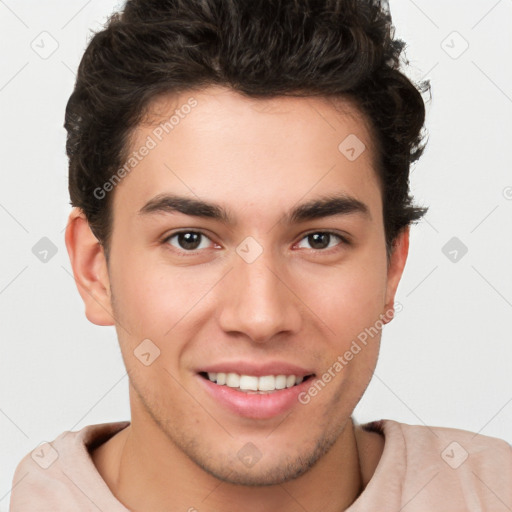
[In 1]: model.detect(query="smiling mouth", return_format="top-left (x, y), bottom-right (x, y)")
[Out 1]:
top-left (199, 371), bottom-right (315, 393)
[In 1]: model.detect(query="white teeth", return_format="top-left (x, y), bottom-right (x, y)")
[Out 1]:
top-left (258, 375), bottom-right (275, 391)
top-left (205, 372), bottom-right (308, 391)
top-left (275, 375), bottom-right (287, 389)
top-left (226, 373), bottom-right (240, 388)
top-left (239, 375), bottom-right (259, 390)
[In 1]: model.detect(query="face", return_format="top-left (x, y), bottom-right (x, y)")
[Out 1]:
top-left (71, 85), bottom-right (407, 486)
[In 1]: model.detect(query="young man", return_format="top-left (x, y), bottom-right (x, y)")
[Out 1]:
top-left (10, 0), bottom-right (512, 510)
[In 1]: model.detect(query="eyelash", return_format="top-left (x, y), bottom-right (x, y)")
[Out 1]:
top-left (161, 230), bottom-right (350, 256)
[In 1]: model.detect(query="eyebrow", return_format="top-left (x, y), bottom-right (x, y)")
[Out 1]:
top-left (137, 192), bottom-right (371, 225)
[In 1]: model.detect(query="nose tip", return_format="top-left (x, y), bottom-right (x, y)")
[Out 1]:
top-left (217, 253), bottom-right (302, 344)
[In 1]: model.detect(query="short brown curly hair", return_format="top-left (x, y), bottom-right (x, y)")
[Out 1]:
top-left (65, 0), bottom-right (430, 261)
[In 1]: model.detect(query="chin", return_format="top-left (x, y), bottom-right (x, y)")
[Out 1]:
top-left (199, 458), bottom-right (313, 487)
top-left (190, 432), bottom-right (339, 487)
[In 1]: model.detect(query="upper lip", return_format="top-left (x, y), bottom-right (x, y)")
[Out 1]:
top-left (197, 361), bottom-right (315, 377)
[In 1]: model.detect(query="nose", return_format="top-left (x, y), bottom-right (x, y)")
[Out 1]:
top-left (217, 245), bottom-right (303, 344)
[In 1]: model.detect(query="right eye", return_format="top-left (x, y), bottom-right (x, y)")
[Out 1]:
top-left (162, 230), bottom-right (216, 253)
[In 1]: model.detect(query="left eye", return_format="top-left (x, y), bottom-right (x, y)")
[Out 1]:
top-left (296, 232), bottom-right (344, 250)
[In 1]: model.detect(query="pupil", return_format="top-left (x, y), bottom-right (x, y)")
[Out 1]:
top-left (309, 233), bottom-right (329, 250)
top-left (179, 232), bottom-right (201, 250)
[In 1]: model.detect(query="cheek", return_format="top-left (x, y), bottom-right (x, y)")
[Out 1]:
top-left (110, 252), bottom-right (220, 349)
top-left (109, 253), bottom-right (180, 338)
top-left (298, 255), bottom-right (388, 342)
top-left (306, 262), bottom-right (386, 406)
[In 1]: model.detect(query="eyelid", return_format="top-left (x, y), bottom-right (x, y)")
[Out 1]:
top-left (294, 229), bottom-right (351, 251)
top-left (298, 229), bottom-right (351, 244)
top-left (161, 229), bottom-right (217, 248)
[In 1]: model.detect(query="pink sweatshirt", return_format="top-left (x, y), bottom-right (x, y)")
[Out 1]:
top-left (9, 418), bottom-right (512, 511)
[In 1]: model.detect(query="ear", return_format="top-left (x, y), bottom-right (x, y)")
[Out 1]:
top-left (64, 207), bottom-right (115, 326)
top-left (382, 227), bottom-right (409, 324)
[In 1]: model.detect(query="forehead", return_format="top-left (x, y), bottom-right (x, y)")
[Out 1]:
top-left (141, 86), bottom-right (377, 157)
top-left (113, 86), bottom-right (382, 223)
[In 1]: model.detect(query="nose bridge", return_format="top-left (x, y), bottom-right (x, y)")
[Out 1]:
top-left (218, 240), bottom-right (301, 342)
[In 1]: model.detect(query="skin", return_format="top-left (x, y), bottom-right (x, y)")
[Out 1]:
top-left (65, 85), bottom-right (409, 512)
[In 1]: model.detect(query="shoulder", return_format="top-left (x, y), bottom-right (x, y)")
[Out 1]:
top-left (390, 419), bottom-right (512, 470)
top-left (383, 419), bottom-right (512, 510)
top-left (9, 421), bottom-right (130, 512)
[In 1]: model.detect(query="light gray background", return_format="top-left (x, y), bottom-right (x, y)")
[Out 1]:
top-left (1, 0), bottom-right (511, 509)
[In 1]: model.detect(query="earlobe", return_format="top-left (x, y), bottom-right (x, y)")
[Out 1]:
top-left (382, 227), bottom-right (410, 324)
top-left (64, 207), bottom-right (115, 326)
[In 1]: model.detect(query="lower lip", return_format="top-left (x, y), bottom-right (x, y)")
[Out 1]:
top-left (197, 374), bottom-right (313, 419)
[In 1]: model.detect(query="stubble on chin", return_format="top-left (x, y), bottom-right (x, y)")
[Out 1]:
top-left (135, 381), bottom-right (350, 487)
